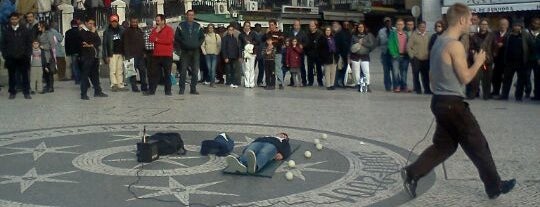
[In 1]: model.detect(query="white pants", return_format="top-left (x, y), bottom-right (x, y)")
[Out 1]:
top-left (243, 56), bottom-right (256, 87)
top-left (351, 60), bottom-right (370, 85)
top-left (109, 54), bottom-right (124, 88)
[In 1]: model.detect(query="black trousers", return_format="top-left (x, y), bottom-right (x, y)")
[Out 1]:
top-left (501, 63), bottom-right (527, 99)
top-left (264, 60), bottom-right (275, 87)
top-left (224, 58), bottom-right (241, 86)
top-left (128, 56), bottom-right (148, 91)
top-left (406, 95), bottom-right (502, 195)
top-left (149, 56), bottom-right (172, 94)
top-left (256, 56), bottom-right (265, 85)
top-left (79, 57), bottom-right (103, 96)
top-left (478, 65), bottom-right (493, 99)
top-left (43, 62), bottom-right (54, 91)
top-left (6, 56), bottom-right (30, 95)
top-left (491, 58), bottom-right (505, 95)
top-left (534, 63), bottom-right (540, 98)
top-left (179, 50), bottom-right (200, 92)
top-left (307, 55), bottom-right (323, 86)
top-left (411, 58), bottom-right (431, 94)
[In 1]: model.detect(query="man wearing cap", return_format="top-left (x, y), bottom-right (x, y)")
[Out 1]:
top-left (103, 14), bottom-right (127, 92)
top-left (377, 17), bottom-right (396, 91)
top-left (174, 10), bottom-right (205, 95)
top-left (498, 19), bottom-right (534, 101)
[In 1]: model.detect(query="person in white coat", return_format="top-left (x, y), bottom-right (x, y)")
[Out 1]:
top-left (243, 39), bottom-right (256, 88)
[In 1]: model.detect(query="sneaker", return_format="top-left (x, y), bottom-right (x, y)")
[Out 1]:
top-left (165, 91), bottom-right (172, 96)
top-left (94, 92), bottom-right (108, 97)
top-left (401, 168), bottom-right (418, 198)
top-left (118, 87), bottom-right (129, 92)
top-left (394, 88), bottom-right (401, 93)
top-left (230, 84), bottom-right (238, 88)
top-left (488, 179), bottom-right (516, 199)
top-left (111, 85), bottom-right (119, 92)
top-left (81, 95), bottom-right (90, 100)
top-left (24, 94), bottom-right (32, 99)
top-left (224, 155), bottom-right (247, 173)
top-left (203, 81), bottom-right (210, 85)
top-left (246, 150), bottom-right (257, 174)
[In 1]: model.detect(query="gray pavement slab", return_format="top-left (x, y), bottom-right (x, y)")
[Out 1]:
top-left (0, 52), bottom-right (539, 206)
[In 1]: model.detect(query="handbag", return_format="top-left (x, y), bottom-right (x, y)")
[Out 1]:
top-left (123, 58), bottom-right (137, 79)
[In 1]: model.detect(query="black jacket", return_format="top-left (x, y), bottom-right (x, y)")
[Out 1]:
top-left (65, 27), bottom-right (82, 55)
top-left (79, 28), bottom-right (101, 58)
top-left (221, 34), bottom-right (241, 59)
top-left (239, 30), bottom-right (259, 51)
top-left (253, 136), bottom-right (292, 159)
top-left (102, 25), bottom-right (124, 58)
top-left (334, 29), bottom-right (352, 56)
top-left (122, 27), bottom-right (145, 59)
top-left (319, 36), bottom-right (339, 65)
top-left (287, 29), bottom-right (309, 48)
top-left (174, 21), bottom-right (205, 51)
top-left (305, 30), bottom-right (323, 58)
top-left (1, 24), bottom-right (32, 59)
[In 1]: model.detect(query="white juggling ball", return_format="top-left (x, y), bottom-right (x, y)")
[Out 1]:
top-left (304, 150), bottom-right (312, 158)
top-left (316, 143), bottom-right (323, 150)
top-left (314, 139), bottom-right (320, 144)
top-left (285, 171), bottom-right (294, 180)
top-left (321, 133), bottom-right (328, 140)
top-left (288, 160), bottom-right (296, 168)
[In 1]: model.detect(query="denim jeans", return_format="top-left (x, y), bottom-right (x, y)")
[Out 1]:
top-left (392, 55), bottom-right (410, 90)
top-left (275, 54), bottom-right (284, 85)
top-left (239, 142), bottom-right (277, 172)
top-left (381, 52), bottom-right (394, 91)
top-left (205, 54), bottom-right (217, 83)
top-left (69, 54), bottom-right (81, 84)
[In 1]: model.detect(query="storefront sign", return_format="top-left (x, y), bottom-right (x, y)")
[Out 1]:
top-left (442, 2), bottom-right (540, 13)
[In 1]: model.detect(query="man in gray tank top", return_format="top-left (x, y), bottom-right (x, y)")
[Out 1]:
top-left (400, 3), bottom-right (515, 200)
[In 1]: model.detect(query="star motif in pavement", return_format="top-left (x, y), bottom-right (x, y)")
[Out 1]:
top-left (0, 167), bottom-right (78, 193)
top-left (0, 142), bottom-right (79, 161)
top-left (276, 161), bottom-right (343, 181)
top-left (126, 177), bottom-right (238, 205)
top-left (106, 155), bottom-right (203, 169)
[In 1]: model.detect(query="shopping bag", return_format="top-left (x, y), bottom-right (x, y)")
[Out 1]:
top-left (344, 64), bottom-right (356, 87)
top-left (170, 73), bottom-right (177, 85)
top-left (123, 58), bottom-right (137, 79)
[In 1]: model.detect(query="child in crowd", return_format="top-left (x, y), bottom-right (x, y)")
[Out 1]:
top-left (286, 37), bottom-right (303, 87)
top-left (262, 38), bottom-right (276, 90)
top-left (30, 40), bottom-right (44, 94)
top-left (281, 38), bottom-right (290, 86)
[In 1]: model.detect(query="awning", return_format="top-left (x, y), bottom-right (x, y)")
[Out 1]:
top-left (442, 2), bottom-right (540, 14)
top-left (322, 11), bottom-right (365, 22)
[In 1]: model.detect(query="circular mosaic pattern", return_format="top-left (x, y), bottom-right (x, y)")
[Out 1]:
top-left (0, 123), bottom-right (435, 207)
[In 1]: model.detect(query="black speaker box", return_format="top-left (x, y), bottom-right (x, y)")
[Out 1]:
top-left (136, 140), bottom-right (159, 163)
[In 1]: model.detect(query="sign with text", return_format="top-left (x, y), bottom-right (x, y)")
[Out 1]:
top-left (442, 2), bottom-right (540, 13)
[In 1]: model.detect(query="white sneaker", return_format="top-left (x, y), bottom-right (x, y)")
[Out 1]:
top-left (230, 84), bottom-right (238, 88)
top-left (246, 150), bottom-right (257, 174)
top-left (203, 81), bottom-right (210, 85)
top-left (224, 155), bottom-right (247, 173)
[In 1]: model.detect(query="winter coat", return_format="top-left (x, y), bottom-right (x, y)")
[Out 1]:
top-left (334, 29), bottom-right (352, 56)
top-left (149, 25), bottom-right (174, 57)
top-left (319, 35), bottom-right (339, 65)
top-left (469, 31), bottom-right (495, 64)
top-left (65, 27), bottom-right (81, 55)
top-left (350, 32), bottom-right (375, 61)
top-left (388, 29), bottom-right (409, 58)
top-left (503, 31), bottom-right (534, 65)
top-left (221, 34), bottom-right (241, 59)
top-left (174, 21), bottom-right (204, 51)
top-left (1, 24), bottom-right (32, 59)
top-left (286, 46), bottom-right (303, 68)
top-left (102, 25), bottom-right (124, 58)
top-left (305, 29), bottom-right (323, 58)
top-left (122, 26), bottom-right (145, 59)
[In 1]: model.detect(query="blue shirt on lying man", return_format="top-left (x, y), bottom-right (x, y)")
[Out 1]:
top-left (224, 133), bottom-right (291, 174)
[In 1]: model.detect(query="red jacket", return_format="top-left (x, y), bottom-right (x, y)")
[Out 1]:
top-left (149, 25), bottom-right (174, 57)
top-left (286, 46), bottom-right (303, 68)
